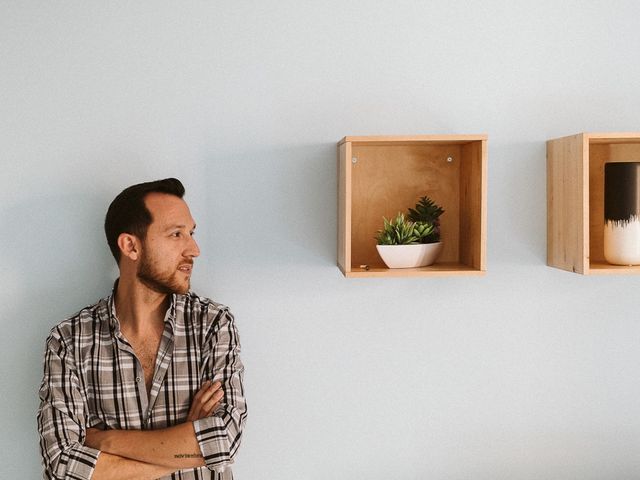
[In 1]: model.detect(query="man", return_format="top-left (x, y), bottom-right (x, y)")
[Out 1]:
top-left (37, 178), bottom-right (247, 479)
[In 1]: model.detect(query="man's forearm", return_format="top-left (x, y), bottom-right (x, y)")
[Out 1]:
top-left (92, 451), bottom-right (177, 480)
top-left (88, 422), bottom-right (205, 470)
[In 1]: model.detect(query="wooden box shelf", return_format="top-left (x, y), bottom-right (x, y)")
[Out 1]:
top-left (547, 132), bottom-right (640, 274)
top-left (337, 135), bottom-right (488, 278)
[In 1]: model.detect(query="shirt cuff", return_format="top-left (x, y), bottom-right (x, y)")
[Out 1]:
top-left (59, 444), bottom-right (101, 480)
top-left (192, 417), bottom-right (233, 472)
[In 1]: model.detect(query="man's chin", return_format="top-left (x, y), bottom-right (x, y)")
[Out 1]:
top-left (172, 277), bottom-right (191, 295)
top-left (167, 281), bottom-right (190, 295)
top-left (138, 274), bottom-right (189, 296)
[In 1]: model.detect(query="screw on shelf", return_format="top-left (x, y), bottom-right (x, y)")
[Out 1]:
top-left (359, 264), bottom-right (370, 271)
top-left (352, 157), bottom-right (358, 165)
top-left (446, 156), bottom-right (454, 163)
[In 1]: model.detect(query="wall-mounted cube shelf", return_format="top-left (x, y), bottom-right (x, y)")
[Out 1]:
top-left (337, 135), bottom-right (487, 278)
top-left (547, 132), bottom-right (640, 275)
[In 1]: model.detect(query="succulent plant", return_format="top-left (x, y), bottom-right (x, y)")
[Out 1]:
top-left (408, 196), bottom-right (444, 224)
top-left (375, 213), bottom-right (435, 245)
top-left (412, 221), bottom-right (435, 243)
top-left (407, 196), bottom-right (444, 243)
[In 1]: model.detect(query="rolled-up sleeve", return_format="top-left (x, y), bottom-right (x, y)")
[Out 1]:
top-left (37, 330), bottom-right (99, 480)
top-left (193, 308), bottom-right (247, 472)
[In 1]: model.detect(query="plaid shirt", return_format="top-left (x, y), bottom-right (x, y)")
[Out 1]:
top-left (36, 287), bottom-right (247, 480)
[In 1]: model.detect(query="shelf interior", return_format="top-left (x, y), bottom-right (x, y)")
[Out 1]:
top-left (349, 141), bottom-right (484, 273)
top-left (588, 142), bottom-right (640, 264)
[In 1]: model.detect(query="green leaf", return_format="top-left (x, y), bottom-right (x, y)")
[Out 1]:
top-left (375, 212), bottom-right (420, 245)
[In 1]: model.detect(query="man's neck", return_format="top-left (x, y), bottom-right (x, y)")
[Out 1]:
top-left (113, 276), bottom-right (170, 335)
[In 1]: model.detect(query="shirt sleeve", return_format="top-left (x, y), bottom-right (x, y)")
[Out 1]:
top-left (36, 329), bottom-right (100, 480)
top-left (192, 308), bottom-right (247, 472)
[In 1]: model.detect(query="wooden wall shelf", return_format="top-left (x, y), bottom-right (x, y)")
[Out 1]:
top-left (337, 135), bottom-right (488, 278)
top-left (547, 132), bottom-right (640, 275)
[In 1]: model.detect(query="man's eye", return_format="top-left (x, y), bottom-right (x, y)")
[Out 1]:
top-left (171, 232), bottom-right (181, 237)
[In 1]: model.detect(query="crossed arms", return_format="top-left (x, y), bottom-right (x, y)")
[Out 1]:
top-left (85, 381), bottom-right (223, 480)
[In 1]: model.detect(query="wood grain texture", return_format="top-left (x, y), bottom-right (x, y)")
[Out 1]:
top-left (459, 140), bottom-right (487, 270)
top-left (339, 134), bottom-right (488, 146)
top-left (546, 133), bottom-right (588, 273)
top-left (345, 262), bottom-right (485, 278)
top-left (337, 142), bottom-right (351, 274)
top-left (588, 262), bottom-right (640, 274)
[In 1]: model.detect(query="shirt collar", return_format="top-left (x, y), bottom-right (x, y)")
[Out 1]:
top-left (107, 279), bottom-right (178, 333)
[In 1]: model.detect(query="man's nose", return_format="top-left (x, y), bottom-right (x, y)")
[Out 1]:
top-left (186, 235), bottom-right (200, 258)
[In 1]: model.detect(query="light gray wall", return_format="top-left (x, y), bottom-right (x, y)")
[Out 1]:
top-left (2, 1), bottom-right (640, 478)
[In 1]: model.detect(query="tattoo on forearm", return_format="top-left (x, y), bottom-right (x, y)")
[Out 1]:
top-left (174, 453), bottom-right (204, 459)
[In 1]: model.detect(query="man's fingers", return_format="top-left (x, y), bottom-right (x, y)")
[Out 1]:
top-left (196, 381), bottom-right (221, 405)
top-left (188, 381), bottom-right (223, 421)
top-left (191, 386), bottom-right (204, 402)
top-left (189, 382), bottom-right (207, 406)
top-left (188, 381), bottom-right (211, 420)
top-left (193, 389), bottom-right (223, 419)
top-left (202, 389), bottom-right (224, 416)
top-left (192, 380), bottom-right (212, 402)
top-left (192, 380), bottom-right (218, 405)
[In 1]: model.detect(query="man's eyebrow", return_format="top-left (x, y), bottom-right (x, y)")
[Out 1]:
top-left (164, 224), bottom-right (197, 231)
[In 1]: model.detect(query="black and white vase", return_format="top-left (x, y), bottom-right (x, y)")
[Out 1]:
top-left (604, 162), bottom-right (640, 265)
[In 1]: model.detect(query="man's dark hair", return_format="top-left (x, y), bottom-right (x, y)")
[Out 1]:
top-left (105, 178), bottom-right (185, 262)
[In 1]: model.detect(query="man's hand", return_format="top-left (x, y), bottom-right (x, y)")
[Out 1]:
top-left (85, 427), bottom-right (105, 450)
top-left (187, 380), bottom-right (224, 421)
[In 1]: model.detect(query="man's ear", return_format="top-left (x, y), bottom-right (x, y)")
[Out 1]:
top-left (117, 233), bottom-right (141, 261)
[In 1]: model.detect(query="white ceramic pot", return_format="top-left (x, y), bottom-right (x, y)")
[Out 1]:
top-left (604, 220), bottom-right (640, 265)
top-left (376, 242), bottom-right (443, 269)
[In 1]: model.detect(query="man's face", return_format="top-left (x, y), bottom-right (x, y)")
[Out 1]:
top-left (137, 192), bottom-right (200, 295)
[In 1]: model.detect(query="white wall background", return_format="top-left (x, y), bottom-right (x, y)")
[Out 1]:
top-left (2, 1), bottom-right (640, 478)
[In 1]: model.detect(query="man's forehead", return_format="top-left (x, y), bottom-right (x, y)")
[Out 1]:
top-left (145, 193), bottom-right (195, 225)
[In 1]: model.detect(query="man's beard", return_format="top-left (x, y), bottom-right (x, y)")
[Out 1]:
top-left (137, 250), bottom-right (190, 295)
